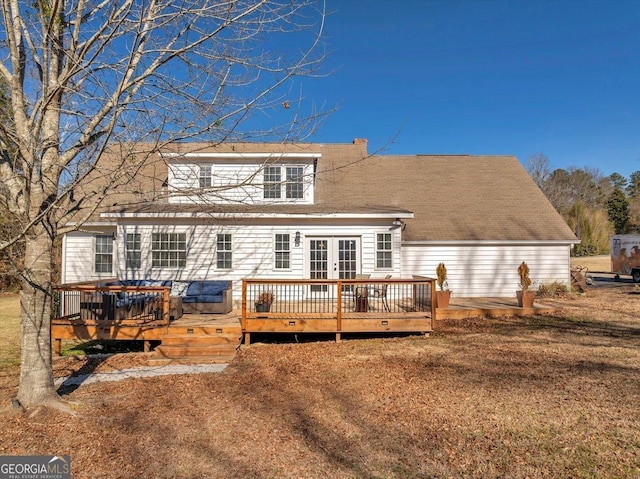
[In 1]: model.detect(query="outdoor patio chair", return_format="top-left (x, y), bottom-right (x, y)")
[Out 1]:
top-left (353, 274), bottom-right (371, 312)
top-left (371, 274), bottom-right (392, 312)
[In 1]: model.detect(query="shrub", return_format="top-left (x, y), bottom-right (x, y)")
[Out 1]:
top-left (436, 262), bottom-right (448, 291)
top-left (537, 282), bottom-right (569, 298)
top-left (518, 261), bottom-right (532, 292)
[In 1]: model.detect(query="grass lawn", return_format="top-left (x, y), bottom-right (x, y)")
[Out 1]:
top-left (0, 294), bottom-right (21, 370)
top-left (0, 285), bottom-right (639, 478)
top-left (570, 254), bottom-right (610, 273)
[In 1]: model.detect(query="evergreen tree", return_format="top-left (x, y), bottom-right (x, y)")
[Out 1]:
top-left (607, 187), bottom-right (630, 234)
top-left (627, 171), bottom-right (640, 198)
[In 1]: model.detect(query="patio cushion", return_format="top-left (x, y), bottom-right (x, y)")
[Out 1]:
top-left (185, 281), bottom-right (202, 296)
top-left (201, 281), bottom-right (228, 296)
top-left (170, 281), bottom-right (189, 297)
top-left (197, 294), bottom-right (224, 303)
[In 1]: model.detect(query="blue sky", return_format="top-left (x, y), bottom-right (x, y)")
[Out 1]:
top-left (297, 0), bottom-right (640, 180)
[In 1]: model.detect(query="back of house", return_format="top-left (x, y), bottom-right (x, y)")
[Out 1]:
top-left (61, 139), bottom-right (578, 302)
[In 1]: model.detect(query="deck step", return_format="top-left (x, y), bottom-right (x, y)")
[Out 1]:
top-left (150, 329), bottom-right (241, 364)
top-left (160, 334), bottom-right (241, 346)
top-left (154, 344), bottom-right (238, 357)
top-left (167, 325), bottom-right (242, 336)
top-left (148, 354), bottom-right (236, 366)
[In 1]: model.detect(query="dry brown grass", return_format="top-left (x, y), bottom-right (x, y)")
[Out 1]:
top-left (570, 254), bottom-right (610, 273)
top-left (0, 287), bottom-right (639, 478)
top-left (0, 294), bottom-right (21, 370)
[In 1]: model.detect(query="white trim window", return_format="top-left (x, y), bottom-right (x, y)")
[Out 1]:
top-left (274, 233), bottom-right (291, 269)
top-left (263, 165), bottom-right (305, 200)
top-left (95, 235), bottom-right (113, 273)
top-left (125, 233), bottom-right (141, 269)
top-left (376, 233), bottom-right (393, 269)
top-left (285, 166), bottom-right (304, 199)
top-left (199, 164), bottom-right (213, 188)
top-left (263, 166), bottom-right (281, 199)
top-left (152, 233), bottom-right (186, 268)
top-left (216, 233), bottom-right (233, 270)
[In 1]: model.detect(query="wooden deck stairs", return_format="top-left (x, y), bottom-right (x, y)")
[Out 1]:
top-left (149, 324), bottom-right (242, 366)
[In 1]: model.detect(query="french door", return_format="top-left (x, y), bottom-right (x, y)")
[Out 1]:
top-left (307, 237), bottom-right (360, 293)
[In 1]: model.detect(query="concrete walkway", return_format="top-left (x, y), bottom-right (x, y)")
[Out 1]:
top-left (55, 363), bottom-right (228, 388)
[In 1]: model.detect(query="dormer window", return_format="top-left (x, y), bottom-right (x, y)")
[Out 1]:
top-left (286, 166), bottom-right (304, 199)
top-left (264, 166), bottom-right (281, 199)
top-left (199, 165), bottom-right (212, 188)
top-left (263, 165), bottom-right (305, 199)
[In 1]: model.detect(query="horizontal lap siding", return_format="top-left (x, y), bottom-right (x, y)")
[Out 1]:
top-left (63, 228), bottom-right (116, 283)
top-left (168, 162), bottom-right (313, 204)
top-left (113, 222), bottom-right (400, 303)
top-left (402, 243), bottom-right (571, 297)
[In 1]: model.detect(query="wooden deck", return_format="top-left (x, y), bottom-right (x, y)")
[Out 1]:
top-left (51, 278), bottom-right (556, 364)
top-left (436, 297), bottom-right (555, 320)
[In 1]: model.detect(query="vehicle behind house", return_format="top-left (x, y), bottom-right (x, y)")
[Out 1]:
top-left (611, 234), bottom-right (640, 282)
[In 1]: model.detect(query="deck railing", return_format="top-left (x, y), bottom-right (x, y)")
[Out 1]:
top-left (242, 278), bottom-right (435, 342)
top-left (53, 284), bottom-right (171, 327)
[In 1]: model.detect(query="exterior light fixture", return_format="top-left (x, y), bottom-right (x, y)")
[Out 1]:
top-left (392, 218), bottom-right (406, 231)
top-left (295, 231), bottom-right (301, 246)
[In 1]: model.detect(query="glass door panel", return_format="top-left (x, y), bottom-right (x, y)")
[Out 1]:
top-left (307, 237), bottom-right (360, 294)
top-left (309, 239), bottom-right (328, 293)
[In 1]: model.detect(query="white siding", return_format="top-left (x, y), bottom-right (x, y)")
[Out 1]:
top-left (402, 243), bottom-right (572, 297)
top-left (167, 161), bottom-right (314, 205)
top-left (109, 221), bottom-right (402, 304)
top-left (62, 227), bottom-right (117, 283)
top-left (63, 225), bottom-right (571, 300)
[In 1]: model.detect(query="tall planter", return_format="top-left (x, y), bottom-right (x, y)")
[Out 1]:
top-left (516, 290), bottom-right (535, 308)
top-left (436, 290), bottom-right (451, 308)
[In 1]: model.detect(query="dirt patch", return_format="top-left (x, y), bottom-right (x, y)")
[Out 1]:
top-left (0, 287), bottom-right (639, 478)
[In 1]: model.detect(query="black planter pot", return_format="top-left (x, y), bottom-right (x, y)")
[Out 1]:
top-left (255, 303), bottom-right (271, 312)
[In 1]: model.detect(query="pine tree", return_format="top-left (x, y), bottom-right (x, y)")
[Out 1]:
top-left (607, 187), bottom-right (630, 234)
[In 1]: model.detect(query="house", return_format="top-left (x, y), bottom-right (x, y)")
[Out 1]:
top-left (61, 139), bottom-right (578, 300)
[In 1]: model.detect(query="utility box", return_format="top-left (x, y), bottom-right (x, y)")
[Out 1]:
top-left (611, 235), bottom-right (640, 282)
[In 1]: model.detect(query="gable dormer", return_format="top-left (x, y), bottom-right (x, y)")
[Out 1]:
top-left (162, 151), bottom-right (320, 205)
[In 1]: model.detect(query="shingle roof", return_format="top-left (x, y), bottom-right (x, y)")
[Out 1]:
top-left (316, 153), bottom-right (577, 242)
top-left (90, 141), bottom-right (576, 242)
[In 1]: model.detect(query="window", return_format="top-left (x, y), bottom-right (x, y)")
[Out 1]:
top-left (263, 165), bottom-right (305, 199)
top-left (152, 233), bottom-right (186, 268)
top-left (274, 234), bottom-right (290, 269)
top-left (263, 166), bottom-right (281, 199)
top-left (95, 235), bottom-right (113, 273)
top-left (125, 233), bottom-right (141, 269)
top-left (376, 233), bottom-right (393, 269)
top-left (199, 165), bottom-right (212, 188)
top-left (216, 233), bottom-right (232, 269)
top-left (285, 166), bottom-right (304, 199)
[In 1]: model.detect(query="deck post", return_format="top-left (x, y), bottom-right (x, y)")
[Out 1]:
top-left (54, 338), bottom-right (62, 356)
top-left (241, 281), bottom-right (247, 333)
top-left (163, 288), bottom-right (170, 333)
top-left (336, 281), bottom-right (342, 336)
top-left (144, 340), bottom-right (151, 352)
top-left (336, 332), bottom-right (341, 343)
top-left (244, 332), bottom-right (250, 346)
top-left (430, 280), bottom-right (437, 324)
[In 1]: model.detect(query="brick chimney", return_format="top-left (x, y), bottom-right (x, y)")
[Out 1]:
top-left (353, 138), bottom-right (368, 155)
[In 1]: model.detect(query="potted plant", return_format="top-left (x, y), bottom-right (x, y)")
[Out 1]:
top-left (516, 261), bottom-right (535, 308)
top-left (255, 291), bottom-right (274, 312)
top-left (435, 262), bottom-right (451, 308)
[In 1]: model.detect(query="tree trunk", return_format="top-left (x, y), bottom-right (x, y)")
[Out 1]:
top-left (16, 226), bottom-right (60, 408)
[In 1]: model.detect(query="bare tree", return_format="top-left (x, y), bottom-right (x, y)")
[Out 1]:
top-left (526, 153), bottom-right (551, 189)
top-left (0, 0), bottom-right (326, 409)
